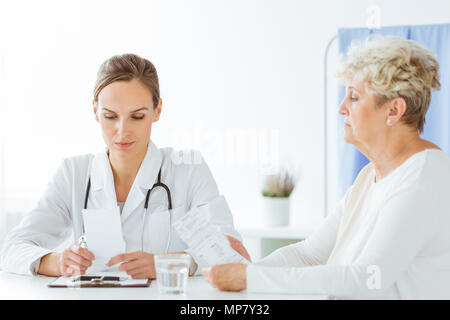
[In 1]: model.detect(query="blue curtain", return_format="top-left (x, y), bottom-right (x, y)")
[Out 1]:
top-left (336, 23), bottom-right (450, 198)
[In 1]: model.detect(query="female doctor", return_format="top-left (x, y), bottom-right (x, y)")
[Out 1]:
top-left (0, 53), bottom-right (250, 279)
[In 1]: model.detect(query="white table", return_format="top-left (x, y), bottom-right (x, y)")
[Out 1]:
top-left (0, 271), bottom-right (327, 300)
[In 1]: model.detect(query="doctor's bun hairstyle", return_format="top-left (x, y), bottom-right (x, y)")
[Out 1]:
top-left (93, 53), bottom-right (160, 108)
top-left (337, 36), bottom-right (440, 133)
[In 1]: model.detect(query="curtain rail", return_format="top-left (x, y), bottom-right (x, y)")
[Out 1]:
top-left (323, 34), bottom-right (338, 218)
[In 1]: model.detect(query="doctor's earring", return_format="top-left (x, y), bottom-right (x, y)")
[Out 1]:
top-left (387, 119), bottom-right (392, 125)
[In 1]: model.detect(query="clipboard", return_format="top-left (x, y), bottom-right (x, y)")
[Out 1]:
top-left (48, 275), bottom-right (151, 288)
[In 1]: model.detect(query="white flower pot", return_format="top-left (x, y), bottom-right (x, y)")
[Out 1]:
top-left (262, 196), bottom-right (290, 227)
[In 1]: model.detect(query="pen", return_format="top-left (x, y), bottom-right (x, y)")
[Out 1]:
top-left (78, 235), bottom-right (88, 248)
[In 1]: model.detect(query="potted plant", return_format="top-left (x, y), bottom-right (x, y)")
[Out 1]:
top-left (261, 168), bottom-right (297, 227)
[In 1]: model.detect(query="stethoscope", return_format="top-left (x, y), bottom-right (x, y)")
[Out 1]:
top-left (78, 166), bottom-right (173, 253)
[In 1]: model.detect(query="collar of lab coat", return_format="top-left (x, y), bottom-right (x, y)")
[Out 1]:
top-left (90, 141), bottom-right (163, 219)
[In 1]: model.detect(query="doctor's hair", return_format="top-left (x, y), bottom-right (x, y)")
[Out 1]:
top-left (337, 36), bottom-right (440, 133)
top-left (93, 53), bottom-right (160, 108)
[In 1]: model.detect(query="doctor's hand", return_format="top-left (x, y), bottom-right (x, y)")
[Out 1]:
top-left (202, 263), bottom-right (247, 292)
top-left (59, 243), bottom-right (95, 276)
top-left (107, 251), bottom-right (156, 279)
top-left (226, 236), bottom-right (252, 262)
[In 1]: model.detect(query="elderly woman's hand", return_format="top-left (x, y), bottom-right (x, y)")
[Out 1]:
top-left (202, 263), bottom-right (247, 291)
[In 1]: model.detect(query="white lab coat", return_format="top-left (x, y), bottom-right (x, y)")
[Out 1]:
top-left (0, 141), bottom-right (242, 276)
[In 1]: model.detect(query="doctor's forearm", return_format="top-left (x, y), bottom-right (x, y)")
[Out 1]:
top-left (38, 252), bottom-right (61, 277)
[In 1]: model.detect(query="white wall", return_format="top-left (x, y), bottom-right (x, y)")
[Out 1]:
top-left (0, 0), bottom-right (449, 244)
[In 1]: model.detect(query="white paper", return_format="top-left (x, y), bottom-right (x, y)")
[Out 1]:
top-left (82, 207), bottom-right (126, 273)
top-left (173, 204), bottom-right (248, 267)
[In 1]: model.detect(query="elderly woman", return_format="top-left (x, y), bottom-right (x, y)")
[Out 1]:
top-left (203, 36), bottom-right (450, 299)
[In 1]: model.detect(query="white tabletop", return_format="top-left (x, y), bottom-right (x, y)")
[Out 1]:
top-left (0, 271), bottom-right (327, 300)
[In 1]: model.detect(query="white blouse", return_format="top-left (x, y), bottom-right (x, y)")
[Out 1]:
top-left (246, 149), bottom-right (450, 299)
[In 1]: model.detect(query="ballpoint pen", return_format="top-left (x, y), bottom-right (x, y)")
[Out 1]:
top-left (78, 235), bottom-right (88, 248)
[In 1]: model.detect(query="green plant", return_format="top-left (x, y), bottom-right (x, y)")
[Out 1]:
top-left (261, 169), bottom-right (296, 198)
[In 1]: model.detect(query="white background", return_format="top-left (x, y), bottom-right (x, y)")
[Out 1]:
top-left (0, 0), bottom-right (449, 246)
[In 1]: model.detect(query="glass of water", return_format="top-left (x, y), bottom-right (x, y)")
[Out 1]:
top-left (154, 254), bottom-right (191, 295)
